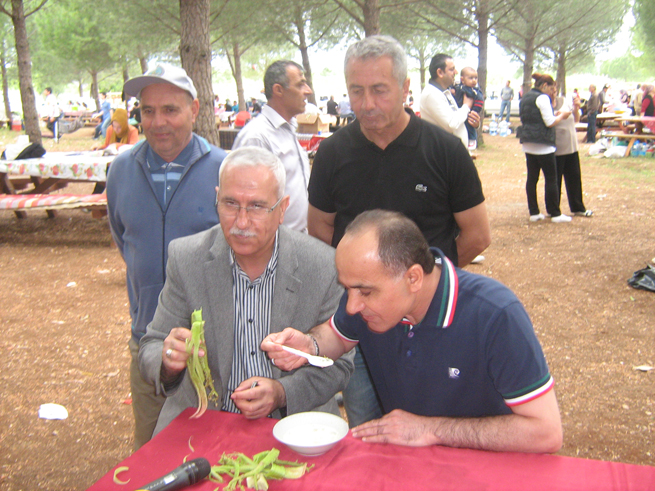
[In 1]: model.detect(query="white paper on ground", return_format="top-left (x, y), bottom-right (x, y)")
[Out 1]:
top-left (38, 403), bottom-right (69, 420)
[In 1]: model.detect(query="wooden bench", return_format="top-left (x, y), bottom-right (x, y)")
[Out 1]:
top-left (0, 193), bottom-right (107, 219)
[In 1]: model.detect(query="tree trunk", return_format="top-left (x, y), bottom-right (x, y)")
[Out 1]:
top-left (476, 7), bottom-right (489, 146)
top-left (363, 0), bottom-right (380, 36)
top-left (419, 46), bottom-right (426, 91)
top-left (295, 9), bottom-right (316, 105)
top-left (179, 0), bottom-right (219, 146)
top-left (90, 70), bottom-right (99, 111)
top-left (556, 46), bottom-right (566, 96)
top-left (231, 42), bottom-right (245, 112)
top-left (522, 34), bottom-right (535, 99)
top-left (476, 11), bottom-right (489, 102)
top-left (1, 39), bottom-right (11, 121)
top-left (137, 45), bottom-right (148, 74)
top-left (10, 0), bottom-right (41, 144)
top-left (139, 57), bottom-right (148, 74)
top-left (78, 80), bottom-right (83, 98)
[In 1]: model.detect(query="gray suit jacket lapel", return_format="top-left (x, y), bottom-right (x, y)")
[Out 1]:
top-left (271, 228), bottom-right (301, 335)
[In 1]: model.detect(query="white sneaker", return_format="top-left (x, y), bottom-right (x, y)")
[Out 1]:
top-left (529, 214), bottom-right (545, 222)
top-left (551, 214), bottom-right (572, 223)
top-left (471, 255), bottom-right (485, 264)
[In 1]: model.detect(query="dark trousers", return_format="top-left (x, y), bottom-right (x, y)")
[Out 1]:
top-left (525, 152), bottom-right (561, 217)
top-left (587, 111), bottom-right (597, 143)
top-left (556, 152), bottom-right (586, 214)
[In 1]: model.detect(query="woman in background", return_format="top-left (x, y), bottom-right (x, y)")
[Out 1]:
top-left (554, 87), bottom-right (593, 218)
top-left (97, 108), bottom-right (139, 150)
top-left (519, 73), bottom-right (572, 223)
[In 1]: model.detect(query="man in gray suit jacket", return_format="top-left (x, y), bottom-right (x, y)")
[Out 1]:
top-left (139, 147), bottom-right (354, 436)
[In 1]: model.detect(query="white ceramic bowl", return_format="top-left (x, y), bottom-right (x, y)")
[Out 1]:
top-left (273, 411), bottom-right (349, 456)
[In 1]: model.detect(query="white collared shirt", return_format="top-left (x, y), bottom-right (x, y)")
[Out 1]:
top-left (233, 104), bottom-right (310, 232)
top-left (420, 82), bottom-right (470, 147)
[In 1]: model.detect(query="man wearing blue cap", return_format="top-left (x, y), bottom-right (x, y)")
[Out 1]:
top-left (106, 65), bottom-right (227, 449)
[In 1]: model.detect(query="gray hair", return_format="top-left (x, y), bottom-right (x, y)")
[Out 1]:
top-left (264, 60), bottom-right (304, 100)
top-left (218, 146), bottom-right (287, 199)
top-left (344, 210), bottom-right (435, 277)
top-left (344, 35), bottom-right (407, 87)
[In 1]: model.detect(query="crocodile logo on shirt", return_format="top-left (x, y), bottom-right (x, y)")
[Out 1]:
top-left (415, 184), bottom-right (428, 192)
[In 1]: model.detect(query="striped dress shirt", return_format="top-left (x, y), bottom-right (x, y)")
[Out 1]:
top-left (222, 232), bottom-right (279, 414)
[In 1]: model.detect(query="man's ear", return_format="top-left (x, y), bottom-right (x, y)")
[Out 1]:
top-left (405, 264), bottom-right (424, 293)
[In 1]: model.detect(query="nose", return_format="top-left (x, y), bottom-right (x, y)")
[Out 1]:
top-left (234, 206), bottom-right (251, 228)
top-left (345, 290), bottom-right (364, 316)
top-left (360, 90), bottom-right (376, 111)
top-left (304, 83), bottom-right (313, 96)
top-left (149, 109), bottom-right (165, 128)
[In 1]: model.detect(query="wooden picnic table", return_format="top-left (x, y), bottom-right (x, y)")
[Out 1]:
top-left (0, 152), bottom-right (113, 218)
top-left (616, 115), bottom-right (655, 135)
top-left (602, 132), bottom-right (655, 155)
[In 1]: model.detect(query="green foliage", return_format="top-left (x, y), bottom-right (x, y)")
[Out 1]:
top-left (632, 0), bottom-right (655, 66)
top-left (600, 53), bottom-right (655, 81)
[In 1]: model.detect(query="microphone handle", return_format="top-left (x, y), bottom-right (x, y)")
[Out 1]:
top-left (135, 458), bottom-right (211, 491)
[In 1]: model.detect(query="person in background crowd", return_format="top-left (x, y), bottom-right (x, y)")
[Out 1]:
top-left (232, 60), bottom-right (313, 232)
top-left (598, 84), bottom-right (609, 112)
top-left (553, 88), bottom-right (593, 218)
top-left (93, 92), bottom-right (112, 140)
top-left (106, 64), bottom-right (227, 450)
top-left (326, 95), bottom-right (339, 123)
top-left (585, 85), bottom-right (600, 144)
top-left (453, 67), bottom-right (484, 151)
top-left (338, 93), bottom-right (354, 126)
top-left (619, 89), bottom-right (629, 105)
top-left (632, 84), bottom-right (643, 116)
top-left (42, 87), bottom-right (62, 139)
top-left (420, 53), bottom-right (480, 149)
top-left (640, 84), bottom-right (654, 117)
top-left (251, 97), bottom-right (262, 115)
top-left (518, 73), bottom-right (572, 223)
top-left (499, 80), bottom-right (514, 123)
top-left (129, 100), bottom-right (141, 129)
top-left (94, 108), bottom-right (139, 151)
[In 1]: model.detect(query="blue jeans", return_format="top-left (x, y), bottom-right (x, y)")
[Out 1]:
top-left (587, 111), bottom-right (597, 143)
top-left (499, 99), bottom-right (511, 121)
top-left (341, 345), bottom-right (382, 428)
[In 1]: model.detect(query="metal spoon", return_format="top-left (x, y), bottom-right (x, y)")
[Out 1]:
top-left (280, 345), bottom-right (334, 368)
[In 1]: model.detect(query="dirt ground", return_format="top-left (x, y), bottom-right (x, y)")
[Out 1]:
top-left (0, 129), bottom-right (654, 490)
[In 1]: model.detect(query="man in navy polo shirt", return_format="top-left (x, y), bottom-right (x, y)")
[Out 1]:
top-left (262, 210), bottom-right (562, 453)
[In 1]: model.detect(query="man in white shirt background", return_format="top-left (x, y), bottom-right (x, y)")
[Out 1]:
top-left (233, 60), bottom-right (312, 232)
top-left (420, 54), bottom-right (480, 148)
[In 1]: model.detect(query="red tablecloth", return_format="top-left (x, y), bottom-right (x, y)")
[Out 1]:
top-left (88, 409), bottom-right (655, 491)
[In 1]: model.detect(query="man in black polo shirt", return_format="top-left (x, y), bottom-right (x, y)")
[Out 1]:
top-left (307, 35), bottom-right (491, 428)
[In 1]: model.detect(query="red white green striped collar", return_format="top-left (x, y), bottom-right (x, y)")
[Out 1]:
top-left (426, 248), bottom-right (459, 329)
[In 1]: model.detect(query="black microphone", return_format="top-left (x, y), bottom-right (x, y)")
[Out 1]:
top-left (135, 458), bottom-right (211, 491)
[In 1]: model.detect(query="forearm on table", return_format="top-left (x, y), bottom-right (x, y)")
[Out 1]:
top-left (424, 412), bottom-right (556, 453)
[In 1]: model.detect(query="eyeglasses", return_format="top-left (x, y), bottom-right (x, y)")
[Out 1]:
top-left (218, 196), bottom-right (284, 220)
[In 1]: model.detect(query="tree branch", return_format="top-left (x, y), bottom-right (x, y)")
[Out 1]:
top-left (332, 0), bottom-right (364, 28)
top-left (25, 0), bottom-right (49, 18)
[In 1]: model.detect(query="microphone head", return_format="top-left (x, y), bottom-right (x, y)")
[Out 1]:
top-left (186, 458), bottom-right (211, 484)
